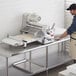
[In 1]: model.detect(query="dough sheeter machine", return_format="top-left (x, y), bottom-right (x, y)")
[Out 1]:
top-left (2, 13), bottom-right (55, 48)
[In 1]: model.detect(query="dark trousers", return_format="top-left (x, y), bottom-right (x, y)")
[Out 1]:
top-left (73, 60), bottom-right (76, 63)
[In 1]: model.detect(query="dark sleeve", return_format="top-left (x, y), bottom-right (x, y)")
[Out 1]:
top-left (67, 22), bottom-right (76, 35)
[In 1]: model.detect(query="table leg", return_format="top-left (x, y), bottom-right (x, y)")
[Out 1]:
top-left (61, 42), bottom-right (64, 54)
top-left (62, 42), bottom-right (66, 54)
top-left (58, 43), bottom-right (60, 55)
top-left (29, 51), bottom-right (32, 72)
top-left (6, 57), bottom-right (8, 76)
top-left (24, 53), bottom-right (26, 69)
top-left (64, 41), bottom-right (67, 54)
top-left (46, 46), bottom-right (48, 76)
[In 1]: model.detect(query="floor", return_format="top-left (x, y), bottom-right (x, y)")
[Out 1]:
top-left (0, 60), bottom-right (73, 76)
top-left (34, 60), bottom-right (73, 76)
top-left (35, 64), bottom-right (68, 76)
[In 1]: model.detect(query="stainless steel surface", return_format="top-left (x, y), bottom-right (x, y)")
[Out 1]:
top-left (13, 51), bottom-right (46, 75)
top-left (12, 37), bottom-right (70, 76)
top-left (0, 53), bottom-right (71, 76)
top-left (13, 59), bottom-right (27, 65)
top-left (13, 61), bottom-right (46, 75)
top-left (0, 37), bottom-right (70, 57)
top-left (13, 46), bottom-right (49, 76)
top-left (0, 37), bottom-right (70, 76)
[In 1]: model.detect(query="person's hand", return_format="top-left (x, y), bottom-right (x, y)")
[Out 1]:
top-left (54, 35), bottom-right (61, 41)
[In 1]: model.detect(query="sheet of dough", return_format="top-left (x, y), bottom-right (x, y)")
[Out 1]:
top-left (11, 34), bottom-right (37, 43)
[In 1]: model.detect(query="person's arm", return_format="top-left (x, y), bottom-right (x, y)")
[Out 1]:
top-left (59, 31), bottom-right (68, 39)
top-left (58, 15), bottom-right (76, 40)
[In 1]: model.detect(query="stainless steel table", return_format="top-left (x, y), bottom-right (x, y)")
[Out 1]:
top-left (0, 37), bottom-right (70, 76)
